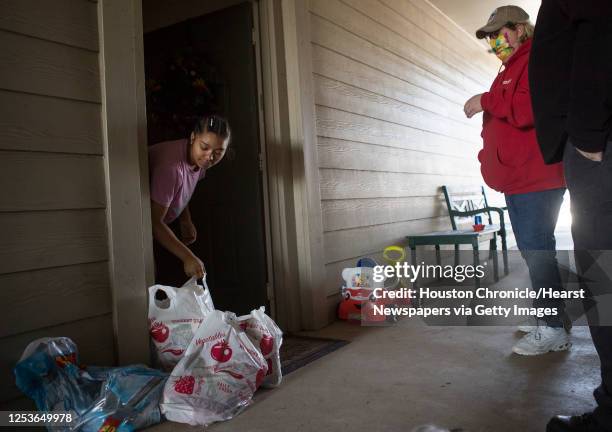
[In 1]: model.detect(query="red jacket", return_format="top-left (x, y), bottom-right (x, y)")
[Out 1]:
top-left (478, 38), bottom-right (565, 195)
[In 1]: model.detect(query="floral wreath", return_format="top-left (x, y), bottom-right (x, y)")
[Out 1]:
top-left (146, 46), bottom-right (224, 141)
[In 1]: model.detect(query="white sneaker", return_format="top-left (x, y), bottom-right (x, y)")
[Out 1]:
top-left (512, 325), bottom-right (571, 356)
top-left (517, 316), bottom-right (572, 334)
top-left (517, 318), bottom-right (537, 333)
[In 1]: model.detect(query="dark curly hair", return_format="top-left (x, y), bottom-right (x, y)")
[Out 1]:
top-left (192, 114), bottom-right (231, 143)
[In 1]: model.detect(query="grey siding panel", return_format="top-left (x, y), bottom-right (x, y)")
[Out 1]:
top-left (314, 74), bottom-right (478, 144)
top-left (0, 0), bottom-right (99, 51)
top-left (0, 262), bottom-right (112, 338)
top-left (310, 13), bottom-right (466, 105)
top-left (0, 1), bottom-right (115, 406)
top-left (343, 0), bottom-right (493, 86)
top-left (319, 169), bottom-right (479, 200)
top-left (0, 314), bottom-right (115, 402)
top-left (381, 0), bottom-right (496, 75)
top-left (0, 90), bottom-right (102, 155)
top-left (309, 0), bottom-right (498, 299)
top-left (0, 209), bottom-right (108, 274)
top-left (0, 30), bottom-right (101, 102)
top-left (316, 106), bottom-right (479, 157)
top-left (310, 0), bottom-right (486, 94)
top-left (317, 138), bottom-right (479, 176)
top-left (322, 196), bottom-right (448, 232)
top-left (324, 216), bottom-right (449, 264)
top-left (0, 152), bottom-right (106, 211)
top-left (311, 44), bottom-right (470, 124)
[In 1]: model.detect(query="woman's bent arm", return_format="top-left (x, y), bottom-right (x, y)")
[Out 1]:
top-left (151, 200), bottom-right (205, 278)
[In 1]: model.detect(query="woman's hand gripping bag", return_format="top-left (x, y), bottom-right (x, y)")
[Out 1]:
top-left (235, 307), bottom-right (283, 387)
top-left (160, 310), bottom-right (268, 426)
top-left (148, 276), bottom-right (215, 371)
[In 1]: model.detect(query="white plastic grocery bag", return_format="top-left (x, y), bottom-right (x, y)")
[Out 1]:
top-left (160, 310), bottom-right (268, 426)
top-left (148, 276), bottom-right (214, 371)
top-left (234, 307), bottom-right (283, 388)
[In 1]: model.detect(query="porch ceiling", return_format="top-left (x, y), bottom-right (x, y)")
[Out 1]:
top-left (428, 0), bottom-right (541, 44)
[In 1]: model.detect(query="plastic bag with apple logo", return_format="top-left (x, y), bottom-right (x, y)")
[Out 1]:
top-left (233, 307), bottom-right (283, 388)
top-left (160, 310), bottom-right (268, 426)
top-left (148, 276), bottom-right (215, 371)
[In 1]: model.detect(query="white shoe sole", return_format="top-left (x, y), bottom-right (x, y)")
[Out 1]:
top-left (512, 340), bottom-right (572, 356)
top-left (517, 318), bottom-right (573, 334)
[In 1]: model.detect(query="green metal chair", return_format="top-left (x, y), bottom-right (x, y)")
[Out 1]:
top-left (406, 185), bottom-right (509, 289)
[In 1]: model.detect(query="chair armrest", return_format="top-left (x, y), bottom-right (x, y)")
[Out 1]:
top-left (449, 207), bottom-right (502, 217)
top-left (487, 207), bottom-right (507, 234)
top-left (449, 207), bottom-right (507, 233)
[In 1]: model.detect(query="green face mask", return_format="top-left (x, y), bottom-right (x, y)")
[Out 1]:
top-left (489, 33), bottom-right (513, 62)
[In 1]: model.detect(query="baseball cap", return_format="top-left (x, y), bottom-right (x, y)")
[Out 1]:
top-left (476, 5), bottom-right (530, 39)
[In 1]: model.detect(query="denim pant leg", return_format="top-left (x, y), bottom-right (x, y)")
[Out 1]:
top-left (564, 140), bottom-right (612, 427)
top-left (505, 187), bottom-right (566, 327)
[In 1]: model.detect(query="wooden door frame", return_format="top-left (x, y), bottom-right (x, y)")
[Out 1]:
top-left (257, 0), bottom-right (327, 331)
top-left (99, 0), bottom-right (327, 364)
top-left (98, 0), bottom-right (153, 364)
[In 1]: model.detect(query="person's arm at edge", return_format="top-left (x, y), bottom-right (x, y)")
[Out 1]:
top-left (178, 205), bottom-right (197, 245)
top-left (480, 67), bottom-right (534, 129)
top-left (566, 9), bottom-right (612, 159)
top-left (151, 200), bottom-right (204, 278)
top-left (529, 0), bottom-right (572, 164)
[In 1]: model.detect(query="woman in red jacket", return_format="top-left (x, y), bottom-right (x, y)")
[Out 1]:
top-left (464, 6), bottom-right (569, 356)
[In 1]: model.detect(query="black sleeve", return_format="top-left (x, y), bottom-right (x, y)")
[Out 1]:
top-left (566, 6), bottom-right (612, 152)
top-left (530, 0), bottom-right (612, 162)
top-left (529, 0), bottom-right (573, 164)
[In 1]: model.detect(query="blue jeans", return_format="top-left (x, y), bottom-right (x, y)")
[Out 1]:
top-left (505, 187), bottom-right (566, 327)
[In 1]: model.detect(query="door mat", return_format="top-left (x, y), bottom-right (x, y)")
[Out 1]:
top-left (280, 336), bottom-right (349, 376)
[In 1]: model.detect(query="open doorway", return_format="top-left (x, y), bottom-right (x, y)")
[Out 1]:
top-left (142, 1), bottom-right (271, 315)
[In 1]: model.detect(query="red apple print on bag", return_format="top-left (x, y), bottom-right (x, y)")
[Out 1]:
top-left (211, 340), bottom-right (232, 363)
top-left (174, 376), bottom-right (195, 394)
top-left (259, 335), bottom-right (274, 356)
top-left (256, 367), bottom-right (266, 387)
top-left (161, 348), bottom-right (184, 356)
top-left (150, 322), bottom-right (169, 343)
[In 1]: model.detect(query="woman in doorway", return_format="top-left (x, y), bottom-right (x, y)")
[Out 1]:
top-left (463, 6), bottom-right (569, 355)
top-left (149, 114), bottom-right (231, 283)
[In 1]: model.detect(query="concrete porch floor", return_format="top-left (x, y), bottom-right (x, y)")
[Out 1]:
top-left (148, 238), bottom-right (602, 432)
top-left (148, 320), bottom-right (599, 432)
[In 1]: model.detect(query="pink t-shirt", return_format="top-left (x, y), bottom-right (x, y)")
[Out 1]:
top-left (149, 139), bottom-right (206, 223)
